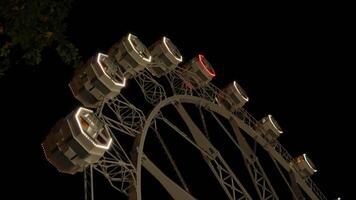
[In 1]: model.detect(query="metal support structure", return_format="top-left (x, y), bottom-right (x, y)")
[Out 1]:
top-left (73, 60), bottom-right (328, 200)
top-left (142, 155), bottom-right (196, 200)
top-left (202, 107), bottom-right (278, 200)
top-left (289, 171), bottom-right (306, 200)
top-left (231, 110), bottom-right (326, 200)
top-left (166, 70), bottom-right (193, 96)
top-left (269, 154), bottom-right (300, 200)
top-left (175, 103), bottom-right (252, 200)
top-left (198, 106), bottom-right (210, 139)
top-left (94, 128), bottom-right (137, 194)
top-left (200, 108), bottom-right (278, 200)
top-left (100, 94), bottom-right (145, 137)
top-left (134, 70), bottom-right (167, 105)
top-left (159, 115), bottom-right (217, 160)
top-left (151, 120), bottom-right (189, 192)
top-left (194, 83), bottom-right (221, 102)
top-left (128, 94), bottom-right (327, 200)
top-left (228, 116), bottom-right (279, 200)
top-left (45, 34), bottom-right (328, 200)
top-left (84, 165), bottom-right (95, 200)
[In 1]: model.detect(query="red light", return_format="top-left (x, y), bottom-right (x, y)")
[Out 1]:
top-left (198, 54), bottom-right (216, 77)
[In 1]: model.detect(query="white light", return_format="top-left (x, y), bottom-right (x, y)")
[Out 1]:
top-left (163, 37), bottom-right (183, 62)
top-left (127, 33), bottom-right (152, 62)
top-left (41, 143), bottom-right (49, 159)
top-left (75, 107), bottom-right (112, 150)
top-left (97, 53), bottom-right (126, 87)
top-left (214, 97), bottom-right (220, 104)
top-left (268, 114), bottom-right (283, 134)
top-left (233, 81), bottom-right (249, 102)
top-left (303, 153), bottom-right (317, 172)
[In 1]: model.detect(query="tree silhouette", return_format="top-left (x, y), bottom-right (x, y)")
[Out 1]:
top-left (0, 0), bottom-right (81, 77)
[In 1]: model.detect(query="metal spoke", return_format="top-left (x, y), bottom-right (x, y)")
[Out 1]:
top-left (84, 165), bottom-right (95, 200)
top-left (175, 103), bottom-right (252, 200)
top-left (210, 111), bottom-right (279, 200)
top-left (269, 155), bottom-right (300, 200)
top-left (198, 106), bottom-right (210, 139)
top-left (142, 154), bottom-right (197, 200)
top-left (159, 114), bottom-right (215, 160)
top-left (151, 120), bottom-right (189, 192)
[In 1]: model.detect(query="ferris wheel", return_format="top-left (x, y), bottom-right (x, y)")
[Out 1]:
top-left (42, 33), bottom-right (327, 200)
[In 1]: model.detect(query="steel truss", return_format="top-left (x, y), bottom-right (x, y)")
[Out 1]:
top-left (81, 67), bottom-right (327, 200)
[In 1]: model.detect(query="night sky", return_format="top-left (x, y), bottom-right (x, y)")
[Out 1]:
top-left (1, 2), bottom-right (352, 199)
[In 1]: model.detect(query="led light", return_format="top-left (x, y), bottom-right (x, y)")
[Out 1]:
top-left (41, 143), bottom-right (49, 160)
top-left (97, 53), bottom-right (126, 87)
top-left (75, 107), bottom-right (112, 150)
top-left (268, 115), bottom-right (283, 134)
top-left (233, 81), bottom-right (249, 102)
top-left (127, 33), bottom-right (152, 62)
top-left (303, 153), bottom-right (317, 172)
top-left (198, 54), bottom-right (216, 77)
top-left (163, 37), bottom-right (182, 62)
top-left (214, 97), bottom-right (220, 104)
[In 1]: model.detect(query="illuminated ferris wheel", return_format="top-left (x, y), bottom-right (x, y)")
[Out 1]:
top-left (42, 33), bottom-right (327, 200)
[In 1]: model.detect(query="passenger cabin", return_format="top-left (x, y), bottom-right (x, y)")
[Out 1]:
top-left (182, 54), bottom-right (215, 88)
top-left (108, 33), bottom-right (152, 78)
top-left (294, 154), bottom-right (317, 178)
top-left (69, 53), bottom-right (126, 108)
top-left (257, 115), bottom-right (283, 141)
top-left (148, 37), bottom-right (183, 77)
top-left (218, 81), bottom-right (249, 112)
top-left (42, 107), bottom-right (112, 174)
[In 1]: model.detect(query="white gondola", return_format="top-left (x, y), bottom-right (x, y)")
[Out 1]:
top-left (108, 33), bottom-right (152, 78)
top-left (148, 36), bottom-right (183, 77)
top-left (294, 154), bottom-right (317, 177)
top-left (42, 107), bottom-right (112, 174)
top-left (257, 114), bottom-right (283, 140)
top-left (218, 81), bottom-right (249, 112)
top-left (69, 53), bottom-right (126, 108)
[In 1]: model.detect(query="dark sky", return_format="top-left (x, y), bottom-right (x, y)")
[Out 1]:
top-left (0, 1), bottom-right (352, 199)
